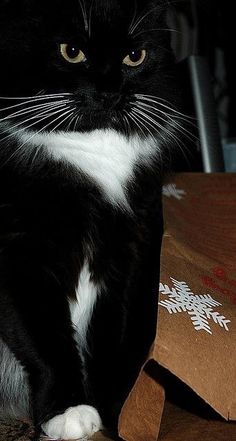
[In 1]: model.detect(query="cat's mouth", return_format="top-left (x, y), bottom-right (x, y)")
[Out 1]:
top-left (72, 108), bottom-right (121, 132)
top-left (69, 92), bottom-right (128, 130)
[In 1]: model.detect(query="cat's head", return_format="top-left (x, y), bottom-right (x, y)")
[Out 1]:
top-left (0, 0), bottom-right (182, 141)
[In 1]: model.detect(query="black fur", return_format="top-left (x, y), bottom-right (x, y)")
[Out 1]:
top-left (0, 0), bottom-right (181, 436)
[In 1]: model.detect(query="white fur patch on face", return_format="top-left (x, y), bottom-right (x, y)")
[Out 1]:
top-left (16, 129), bottom-right (159, 208)
top-left (41, 404), bottom-right (102, 440)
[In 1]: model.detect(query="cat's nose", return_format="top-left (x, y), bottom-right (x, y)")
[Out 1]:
top-left (96, 92), bottom-right (121, 109)
top-left (89, 63), bottom-right (122, 94)
top-left (86, 92), bottom-right (122, 111)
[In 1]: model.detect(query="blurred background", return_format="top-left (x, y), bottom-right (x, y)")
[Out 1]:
top-left (168, 0), bottom-right (235, 172)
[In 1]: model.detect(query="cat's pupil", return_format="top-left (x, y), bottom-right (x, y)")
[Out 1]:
top-left (129, 50), bottom-right (142, 63)
top-left (66, 45), bottom-right (80, 59)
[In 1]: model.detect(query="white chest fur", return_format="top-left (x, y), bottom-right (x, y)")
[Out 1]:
top-left (16, 129), bottom-right (159, 208)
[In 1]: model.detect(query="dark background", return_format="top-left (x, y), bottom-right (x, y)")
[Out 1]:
top-left (169, 0), bottom-right (235, 172)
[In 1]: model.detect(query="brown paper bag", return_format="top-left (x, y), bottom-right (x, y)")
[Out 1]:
top-left (119, 173), bottom-right (236, 441)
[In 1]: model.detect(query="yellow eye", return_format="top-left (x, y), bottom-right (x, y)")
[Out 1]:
top-left (123, 49), bottom-right (146, 67)
top-left (60, 43), bottom-right (86, 64)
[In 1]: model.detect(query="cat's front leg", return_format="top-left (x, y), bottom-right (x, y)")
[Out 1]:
top-left (0, 256), bottom-right (102, 440)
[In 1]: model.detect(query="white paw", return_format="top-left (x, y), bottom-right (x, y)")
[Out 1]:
top-left (41, 405), bottom-right (102, 440)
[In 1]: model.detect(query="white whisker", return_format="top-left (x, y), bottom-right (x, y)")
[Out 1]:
top-left (129, 5), bottom-right (163, 35)
top-left (130, 109), bottom-right (159, 144)
top-left (0, 105), bottom-right (69, 143)
top-left (25, 108), bottom-right (76, 148)
top-left (121, 111), bottom-right (132, 137)
top-left (132, 108), bottom-right (164, 136)
top-left (88, 0), bottom-right (95, 37)
top-left (66, 111), bottom-right (80, 131)
top-left (125, 110), bottom-right (146, 140)
top-left (129, 0), bottom-right (138, 34)
top-left (0, 103), bottom-right (68, 133)
top-left (0, 100), bottom-right (70, 122)
top-left (131, 100), bottom-right (196, 125)
top-left (73, 113), bottom-right (82, 132)
top-left (50, 109), bottom-right (76, 133)
top-left (78, 0), bottom-right (89, 32)
top-left (0, 94), bottom-right (71, 113)
top-left (129, 110), bottom-right (164, 163)
top-left (135, 96), bottom-right (198, 150)
top-left (135, 94), bottom-right (196, 120)
top-left (65, 112), bottom-right (77, 131)
top-left (132, 101), bottom-right (198, 142)
top-left (132, 27), bottom-right (180, 38)
top-left (1, 108), bottom-right (76, 166)
top-left (0, 93), bottom-right (71, 101)
top-left (131, 107), bottom-right (191, 163)
top-left (131, 107), bottom-right (184, 155)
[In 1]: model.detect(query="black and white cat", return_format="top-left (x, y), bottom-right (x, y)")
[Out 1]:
top-left (0, 0), bottom-right (184, 439)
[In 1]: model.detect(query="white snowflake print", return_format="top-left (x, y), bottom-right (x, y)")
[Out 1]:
top-left (159, 278), bottom-right (231, 335)
top-left (162, 183), bottom-right (186, 200)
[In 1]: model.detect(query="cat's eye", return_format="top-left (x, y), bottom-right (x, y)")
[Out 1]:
top-left (60, 43), bottom-right (86, 64)
top-left (123, 49), bottom-right (146, 67)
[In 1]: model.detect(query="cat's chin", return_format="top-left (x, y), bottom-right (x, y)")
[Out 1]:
top-left (74, 112), bottom-right (123, 134)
